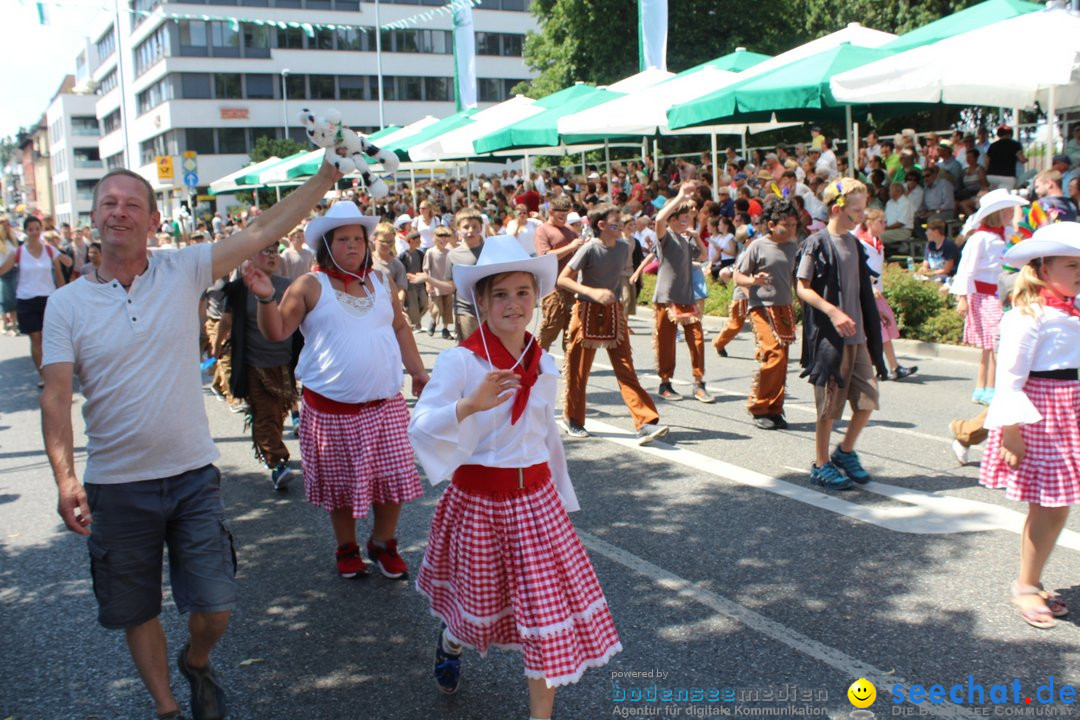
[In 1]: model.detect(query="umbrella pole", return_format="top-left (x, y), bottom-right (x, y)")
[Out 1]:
top-left (653, 138), bottom-right (659, 180)
top-left (275, 186), bottom-right (281, 203)
top-left (410, 168), bottom-right (417, 211)
top-left (254, 188), bottom-right (259, 208)
top-left (845, 105), bottom-right (854, 178)
top-left (740, 129), bottom-right (747, 162)
top-left (711, 132), bottom-right (719, 202)
top-left (524, 152), bottom-right (530, 178)
top-left (641, 137), bottom-right (647, 167)
top-left (581, 150), bottom-right (586, 177)
top-left (604, 139), bottom-right (611, 177)
top-left (1046, 85), bottom-right (1057, 171)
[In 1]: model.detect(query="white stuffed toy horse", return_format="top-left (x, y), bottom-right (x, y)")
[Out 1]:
top-left (298, 107), bottom-right (400, 198)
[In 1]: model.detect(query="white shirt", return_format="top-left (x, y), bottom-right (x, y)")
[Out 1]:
top-left (923, 178), bottom-right (955, 213)
top-left (412, 215), bottom-right (440, 251)
top-left (408, 346), bottom-right (578, 511)
top-left (885, 196), bottom-right (914, 230)
top-left (634, 228), bottom-right (658, 251)
top-left (857, 235), bottom-right (885, 293)
top-left (949, 229), bottom-right (1004, 296)
top-left (42, 244), bottom-right (219, 484)
top-left (795, 183), bottom-right (827, 221)
top-left (986, 303), bottom-right (1080, 428)
top-left (507, 217), bottom-right (542, 257)
top-left (906, 185), bottom-right (925, 215)
top-left (815, 149), bottom-right (839, 179)
top-left (15, 244), bottom-right (58, 299)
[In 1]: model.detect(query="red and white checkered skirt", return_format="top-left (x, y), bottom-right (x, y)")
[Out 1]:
top-left (980, 378), bottom-right (1080, 507)
top-left (963, 293), bottom-right (1002, 349)
top-left (875, 294), bottom-right (900, 342)
top-left (416, 479), bottom-right (622, 687)
top-left (299, 393), bottom-right (423, 517)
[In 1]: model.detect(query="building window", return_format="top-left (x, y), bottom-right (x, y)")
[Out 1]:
top-left (418, 29), bottom-right (450, 54)
top-left (309, 74), bottom-right (335, 100)
top-left (209, 21), bottom-right (240, 57)
top-left (475, 31), bottom-right (525, 57)
top-left (185, 128), bottom-right (216, 154)
top-left (101, 109), bottom-right (122, 135)
top-left (284, 73), bottom-right (307, 100)
top-left (479, 77), bottom-right (528, 102)
top-left (71, 116), bottom-right (100, 137)
top-left (399, 76), bottom-right (422, 101)
top-left (314, 28), bottom-right (334, 50)
top-left (73, 148), bottom-right (103, 168)
top-left (502, 33), bottom-right (523, 56)
top-left (249, 128), bottom-right (279, 146)
top-left (140, 131), bottom-right (173, 165)
top-left (134, 23), bottom-right (170, 76)
top-left (218, 127), bottom-right (247, 154)
top-left (246, 74), bottom-right (275, 99)
top-left (137, 77), bottom-right (174, 114)
top-left (215, 73), bottom-right (242, 99)
top-left (130, 0), bottom-right (161, 28)
top-left (339, 75), bottom-right (366, 100)
top-left (242, 23), bottom-right (271, 57)
top-left (105, 153), bottom-right (124, 170)
top-left (180, 73), bottom-right (212, 99)
top-left (178, 20), bottom-right (209, 56)
top-left (97, 70), bottom-right (118, 95)
top-left (76, 179), bottom-right (97, 202)
top-left (94, 27), bottom-right (116, 66)
top-left (277, 26), bottom-right (304, 48)
top-left (424, 76), bottom-right (452, 102)
top-left (336, 27), bottom-right (365, 51)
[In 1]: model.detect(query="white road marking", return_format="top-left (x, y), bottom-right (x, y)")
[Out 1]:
top-left (579, 530), bottom-right (964, 718)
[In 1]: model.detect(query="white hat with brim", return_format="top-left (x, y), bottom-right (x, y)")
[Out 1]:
top-left (394, 213), bottom-right (412, 229)
top-left (971, 188), bottom-right (1028, 226)
top-left (304, 201), bottom-right (380, 253)
top-left (566, 212), bottom-right (582, 225)
top-left (452, 235), bottom-right (558, 307)
top-left (1003, 221), bottom-right (1080, 268)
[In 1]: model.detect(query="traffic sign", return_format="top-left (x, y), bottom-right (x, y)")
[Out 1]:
top-left (182, 151), bottom-right (198, 172)
top-left (156, 156), bottom-right (174, 180)
top-left (183, 171), bottom-right (199, 188)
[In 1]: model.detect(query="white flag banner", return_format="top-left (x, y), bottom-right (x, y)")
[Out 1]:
top-left (638, 0), bottom-right (668, 71)
top-left (453, 3), bottom-right (477, 110)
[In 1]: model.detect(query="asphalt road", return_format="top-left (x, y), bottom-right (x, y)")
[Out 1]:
top-left (2, 311), bottom-right (1078, 720)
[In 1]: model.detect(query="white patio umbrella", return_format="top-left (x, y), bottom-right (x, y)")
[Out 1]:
top-left (408, 95), bottom-right (542, 161)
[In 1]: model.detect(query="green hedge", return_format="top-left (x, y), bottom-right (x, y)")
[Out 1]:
top-left (638, 263), bottom-right (964, 345)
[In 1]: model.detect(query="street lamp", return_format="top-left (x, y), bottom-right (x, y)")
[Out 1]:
top-left (281, 68), bottom-right (291, 141)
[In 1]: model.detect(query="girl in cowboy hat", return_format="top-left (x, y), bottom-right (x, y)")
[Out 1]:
top-left (408, 235), bottom-right (621, 718)
top-left (980, 222), bottom-right (1080, 629)
top-left (243, 200), bottom-right (429, 580)
top-left (950, 188), bottom-right (1029, 405)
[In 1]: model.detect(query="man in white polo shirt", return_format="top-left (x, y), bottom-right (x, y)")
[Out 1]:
top-left (40, 160), bottom-right (342, 720)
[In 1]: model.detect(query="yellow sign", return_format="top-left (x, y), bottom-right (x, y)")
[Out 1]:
top-left (182, 151), bottom-right (198, 173)
top-left (196, 194), bottom-right (214, 202)
top-left (156, 155), bottom-right (174, 181)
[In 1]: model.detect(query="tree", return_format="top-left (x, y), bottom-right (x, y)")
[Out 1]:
top-left (249, 135), bottom-right (306, 164)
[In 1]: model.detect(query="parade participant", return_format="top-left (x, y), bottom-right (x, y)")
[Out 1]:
top-left (40, 162), bottom-right (343, 720)
top-left (951, 189), bottom-right (1028, 405)
top-left (407, 208), bottom-right (486, 344)
top-left (371, 223), bottom-right (408, 294)
top-left (0, 216), bottom-right (67, 386)
top-left (712, 226), bottom-right (753, 358)
top-left (734, 199), bottom-right (800, 429)
top-left (507, 203), bottom-right (542, 256)
top-left (398, 230), bottom-right (429, 331)
top-left (796, 178), bottom-right (887, 490)
top-left (422, 226), bottom-right (454, 339)
top-left (220, 244), bottom-right (298, 492)
top-left (647, 181), bottom-right (711, 403)
top-left (0, 216), bottom-right (19, 335)
top-left (854, 209), bottom-right (917, 381)
top-left (409, 236), bottom-right (621, 718)
top-left (411, 200), bottom-right (441, 251)
top-left (246, 201), bottom-right (428, 580)
top-left (979, 222), bottom-right (1080, 629)
top-left (557, 204), bottom-right (668, 443)
top-left (534, 196), bottom-right (584, 351)
top-left (279, 225), bottom-right (315, 282)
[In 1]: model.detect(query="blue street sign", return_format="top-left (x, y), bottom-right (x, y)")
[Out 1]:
top-left (183, 171), bottom-right (199, 188)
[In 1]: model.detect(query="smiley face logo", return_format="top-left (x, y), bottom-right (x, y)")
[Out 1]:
top-left (848, 678), bottom-right (876, 708)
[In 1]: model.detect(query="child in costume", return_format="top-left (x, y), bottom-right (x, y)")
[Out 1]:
top-left (950, 189), bottom-right (1029, 405)
top-left (409, 236), bottom-right (621, 719)
top-left (979, 222), bottom-right (1080, 630)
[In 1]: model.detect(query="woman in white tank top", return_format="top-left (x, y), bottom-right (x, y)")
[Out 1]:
top-left (0, 216), bottom-right (67, 385)
top-left (243, 201), bottom-right (429, 581)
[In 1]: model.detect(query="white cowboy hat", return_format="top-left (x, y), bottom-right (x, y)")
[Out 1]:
top-left (566, 211), bottom-right (583, 225)
top-left (304, 201), bottom-right (380, 253)
top-left (971, 188), bottom-right (1028, 226)
top-left (452, 235), bottom-right (557, 307)
top-left (1003, 221), bottom-right (1080, 267)
top-left (393, 213), bottom-right (412, 229)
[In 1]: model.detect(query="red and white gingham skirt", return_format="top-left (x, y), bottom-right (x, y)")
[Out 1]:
top-left (980, 378), bottom-right (1080, 507)
top-left (963, 292), bottom-right (1002, 349)
top-left (416, 479), bottom-right (622, 687)
top-left (299, 393), bottom-right (423, 517)
top-left (875, 294), bottom-right (900, 342)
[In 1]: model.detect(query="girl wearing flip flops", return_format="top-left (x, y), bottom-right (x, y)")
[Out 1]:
top-left (409, 236), bottom-right (622, 719)
top-left (979, 222), bottom-right (1080, 629)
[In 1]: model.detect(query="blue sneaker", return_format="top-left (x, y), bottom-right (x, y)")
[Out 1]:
top-left (979, 388), bottom-right (995, 406)
top-left (972, 387), bottom-right (986, 404)
top-left (831, 447), bottom-right (871, 484)
top-left (810, 461), bottom-right (854, 491)
top-left (433, 626), bottom-right (462, 694)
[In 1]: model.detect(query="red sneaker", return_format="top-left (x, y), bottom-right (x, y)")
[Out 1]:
top-left (367, 538), bottom-right (408, 579)
top-left (336, 542), bottom-right (368, 578)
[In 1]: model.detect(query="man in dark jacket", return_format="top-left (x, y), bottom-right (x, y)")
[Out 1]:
top-left (795, 178), bottom-right (887, 491)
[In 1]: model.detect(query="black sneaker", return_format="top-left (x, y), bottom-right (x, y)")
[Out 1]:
top-left (559, 418), bottom-right (589, 438)
top-left (752, 415), bottom-right (778, 430)
top-left (877, 369), bottom-right (889, 381)
top-left (889, 365), bottom-right (918, 381)
top-left (177, 643), bottom-right (227, 720)
top-left (427, 322), bottom-right (436, 336)
top-left (441, 328), bottom-right (452, 340)
top-left (636, 422), bottom-right (670, 445)
top-left (717, 347), bottom-right (729, 357)
top-left (770, 414), bottom-right (789, 430)
top-left (658, 383), bottom-right (683, 401)
top-left (271, 462), bottom-right (294, 492)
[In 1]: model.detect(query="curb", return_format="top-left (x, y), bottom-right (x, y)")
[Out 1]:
top-left (691, 314), bottom-right (979, 364)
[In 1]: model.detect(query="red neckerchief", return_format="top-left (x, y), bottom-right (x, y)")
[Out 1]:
top-left (460, 323), bottom-right (540, 425)
top-left (315, 265), bottom-right (368, 291)
top-left (1040, 289), bottom-right (1080, 319)
top-left (977, 224), bottom-right (1007, 241)
top-left (856, 227), bottom-right (884, 254)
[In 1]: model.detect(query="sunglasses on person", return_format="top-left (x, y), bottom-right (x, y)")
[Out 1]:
top-left (259, 247), bottom-right (280, 256)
